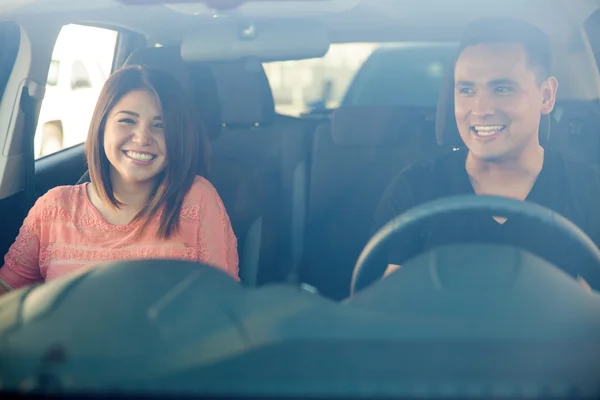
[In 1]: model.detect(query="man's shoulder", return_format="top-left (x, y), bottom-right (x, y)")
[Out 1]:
top-left (549, 150), bottom-right (600, 188)
top-left (389, 149), bottom-right (466, 191)
top-left (372, 149), bottom-right (465, 233)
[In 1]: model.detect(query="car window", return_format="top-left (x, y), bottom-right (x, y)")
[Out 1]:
top-left (35, 24), bottom-right (119, 159)
top-left (70, 60), bottom-right (92, 90)
top-left (342, 43), bottom-right (458, 108)
top-left (47, 60), bottom-right (60, 87)
top-left (584, 9), bottom-right (600, 74)
top-left (263, 42), bottom-right (458, 116)
top-left (263, 43), bottom-right (378, 116)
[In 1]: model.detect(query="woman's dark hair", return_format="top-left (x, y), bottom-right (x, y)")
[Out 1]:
top-left (85, 65), bottom-right (211, 239)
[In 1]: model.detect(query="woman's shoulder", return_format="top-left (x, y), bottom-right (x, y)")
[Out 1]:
top-left (184, 176), bottom-right (221, 202)
top-left (34, 184), bottom-right (86, 209)
top-left (181, 176), bottom-right (227, 215)
top-left (28, 184), bottom-right (88, 221)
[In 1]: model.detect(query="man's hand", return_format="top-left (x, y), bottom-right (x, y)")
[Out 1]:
top-left (578, 276), bottom-right (592, 293)
top-left (384, 264), bottom-right (401, 277)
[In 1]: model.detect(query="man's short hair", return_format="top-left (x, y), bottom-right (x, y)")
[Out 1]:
top-left (458, 17), bottom-right (553, 84)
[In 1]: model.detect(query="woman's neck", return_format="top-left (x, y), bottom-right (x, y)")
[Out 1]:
top-left (109, 170), bottom-right (155, 212)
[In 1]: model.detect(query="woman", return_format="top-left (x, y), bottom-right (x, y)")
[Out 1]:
top-left (0, 66), bottom-right (239, 293)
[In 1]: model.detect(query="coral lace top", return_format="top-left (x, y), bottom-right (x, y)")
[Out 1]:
top-left (0, 176), bottom-right (239, 289)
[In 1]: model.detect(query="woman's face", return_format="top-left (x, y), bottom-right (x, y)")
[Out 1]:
top-left (103, 89), bottom-right (167, 187)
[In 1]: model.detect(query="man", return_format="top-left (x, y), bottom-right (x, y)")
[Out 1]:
top-left (371, 17), bottom-right (600, 287)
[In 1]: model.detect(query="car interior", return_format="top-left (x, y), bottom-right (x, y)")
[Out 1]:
top-left (1, 0), bottom-right (600, 397)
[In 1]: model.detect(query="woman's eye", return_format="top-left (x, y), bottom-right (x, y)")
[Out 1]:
top-left (153, 122), bottom-right (163, 129)
top-left (118, 118), bottom-right (135, 124)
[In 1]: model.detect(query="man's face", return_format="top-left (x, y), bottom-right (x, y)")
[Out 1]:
top-left (454, 43), bottom-right (557, 161)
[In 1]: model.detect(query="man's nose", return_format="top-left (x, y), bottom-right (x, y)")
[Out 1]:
top-left (471, 92), bottom-right (495, 117)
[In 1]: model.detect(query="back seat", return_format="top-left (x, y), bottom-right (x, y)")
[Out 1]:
top-left (300, 106), bottom-right (448, 300)
top-left (546, 100), bottom-right (600, 171)
top-left (207, 59), bottom-right (315, 285)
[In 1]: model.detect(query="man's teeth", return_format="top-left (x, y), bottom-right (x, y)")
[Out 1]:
top-left (473, 125), bottom-right (505, 136)
top-left (126, 151), bottom-right (155, 161)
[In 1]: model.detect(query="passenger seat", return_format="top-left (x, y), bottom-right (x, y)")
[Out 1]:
top-left (76, 48), bottom-right (274, 285)
top-left (300, 106), bottom-right (446, 300)
top-left (206, 59), bottom-right (315, 285)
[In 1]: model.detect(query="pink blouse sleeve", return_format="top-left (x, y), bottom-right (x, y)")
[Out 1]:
top-left (197, 182), bottom-right (240, 281)
top-left (0, 196), bottom-right (46, 289)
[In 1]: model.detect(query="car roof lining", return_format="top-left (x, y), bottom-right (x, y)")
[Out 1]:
top-left (3, 0), bottom-right (600, 101)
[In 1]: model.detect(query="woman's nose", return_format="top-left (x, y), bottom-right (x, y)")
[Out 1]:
top-left (131, 125), bottom-right (153, 145)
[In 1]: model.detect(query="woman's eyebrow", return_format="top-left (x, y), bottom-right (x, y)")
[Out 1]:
top-left (115, 110), bottom-right (139, 117)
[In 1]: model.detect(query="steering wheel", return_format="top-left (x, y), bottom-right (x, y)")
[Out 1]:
top-left (351, 195), bottom-right (600, 295)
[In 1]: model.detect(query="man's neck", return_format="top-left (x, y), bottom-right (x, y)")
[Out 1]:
top-left (466, 143), bottom-right (545, 224)
top-left (466, 144), bottom-right (545, 188)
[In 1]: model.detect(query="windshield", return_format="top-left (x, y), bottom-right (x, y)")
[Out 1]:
top-left (1, 1), bottom-right (600, 398)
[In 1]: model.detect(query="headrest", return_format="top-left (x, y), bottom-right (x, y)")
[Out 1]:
top-left (124, 46), bottom-right (191, 93)
top-left (187, 62), bottom-right (223, 140)
top-left (331, 106), bottom-right (430, 146)
top-left (435, 64), bottom-right (551, 147)
top-left (209, 59), bottom-right (275, 127)
top-left (435, 64), bottom-right (460, 147)
top-left (124, 46), bottom-right (223, 140)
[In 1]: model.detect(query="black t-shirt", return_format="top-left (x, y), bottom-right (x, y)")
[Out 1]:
top-left (372, 148), bottom-right (600, 280)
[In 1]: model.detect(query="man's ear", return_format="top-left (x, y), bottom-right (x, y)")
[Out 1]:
top-left (541, 76), bottom-right (558, 115)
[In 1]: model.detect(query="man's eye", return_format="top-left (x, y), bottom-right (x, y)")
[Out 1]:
top-left (495, 86), bottom-right (514, 93)
top-left (153, 122), bottom-right (163, 129)
top-left (457, 87), bottom-right (474, 95)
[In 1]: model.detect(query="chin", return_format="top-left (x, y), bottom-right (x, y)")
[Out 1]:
top-left (120, 171), bottom-right (161, 185)
top-left (467, 146), bottom-right (512, 163)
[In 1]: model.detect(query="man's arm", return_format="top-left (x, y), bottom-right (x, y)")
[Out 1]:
top-left (371, 171), bottom-right (423, 280)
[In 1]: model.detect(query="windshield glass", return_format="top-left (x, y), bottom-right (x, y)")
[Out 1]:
top-left (1, 1), bottom-right (600, 398)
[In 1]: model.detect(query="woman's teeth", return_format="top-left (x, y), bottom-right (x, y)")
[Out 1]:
top-left (125, 151), bottom-right (156, 161)
top-left (473, 125), bottom-right (505, 137)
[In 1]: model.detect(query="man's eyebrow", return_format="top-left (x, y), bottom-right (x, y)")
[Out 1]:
top-left (455, 80), bottom-right (474, 87)
top-left (115, 110), bottom-right (139, 117)
top-left (488, 78), bottom-right (519, 86)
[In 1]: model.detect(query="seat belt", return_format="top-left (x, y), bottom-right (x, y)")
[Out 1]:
top-left (19, 83), bottom-right (42, 211)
